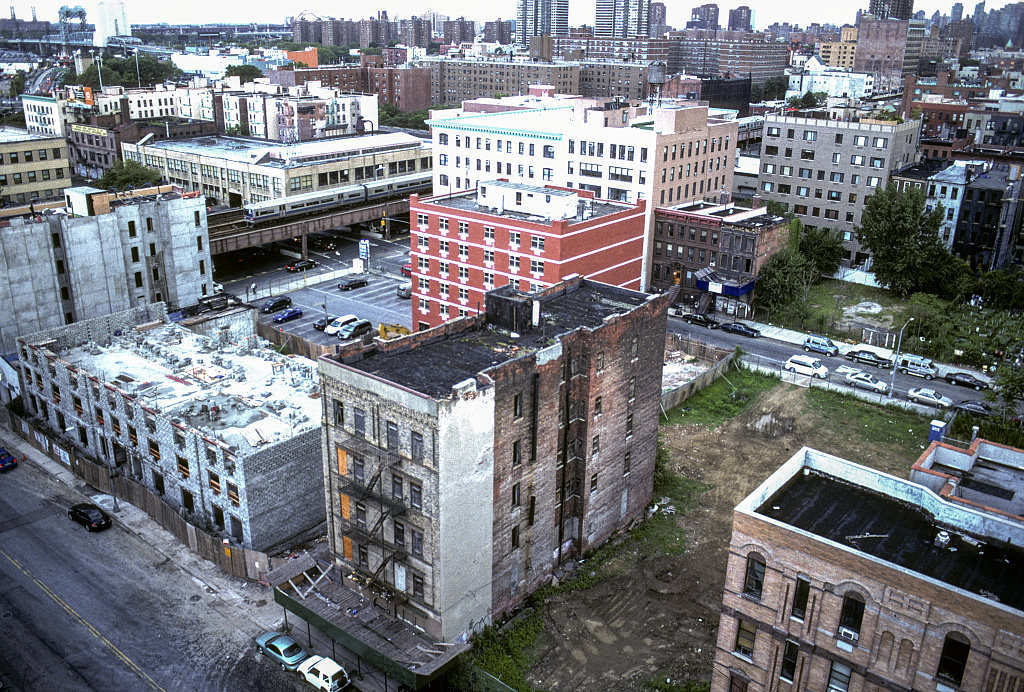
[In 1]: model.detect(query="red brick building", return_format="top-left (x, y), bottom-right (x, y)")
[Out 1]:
top-left (714, 446), bottom-right (1024, 692)
top-left (408, 181), bottom-right (647, 331)
top-left (268, 65), bottom-right (432, 113)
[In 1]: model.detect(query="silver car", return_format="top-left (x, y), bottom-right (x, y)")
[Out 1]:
top-left (907, 387), bottom-right (953, 408)
top-left (845, 371), bottom-right (889, 394)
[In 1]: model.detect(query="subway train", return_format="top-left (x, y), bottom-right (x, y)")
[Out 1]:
top-left (242, 171), bottom-right (433, 224)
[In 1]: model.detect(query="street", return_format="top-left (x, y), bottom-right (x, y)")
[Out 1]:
top-left (0, 458), bottom-right (301, 692)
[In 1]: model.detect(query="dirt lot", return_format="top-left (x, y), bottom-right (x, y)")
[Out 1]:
top-left (525, 384), bottom-right (925, 691)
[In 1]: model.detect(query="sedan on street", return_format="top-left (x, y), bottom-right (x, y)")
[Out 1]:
top-left (255, 631), bottom-right (309, 672)
top-left (273, 307), bottom-right (303, 324)
top-left (844, 371), bottom-right (889, 394)
top-left (907, 387), bottom-right (953, 408)
top-left (845, 349), bottom-right (893, 369)
top-left (680, 313), bottom-right (719, 329)
top-left (954, 399), bottom-right (993, 417)
top-left (285, 259), bottom-right (318, 272)
top-left (719, 322), bottom-right (760, 337)
top-left (944, 371), bottom-right (990, 390)
top-left (68, 503), bottom-right (112, 532)
top-left (338, 276), bottom-right (369, 291)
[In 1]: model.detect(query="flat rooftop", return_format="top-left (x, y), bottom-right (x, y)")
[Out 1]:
top-left (137, 131), bottom-right (425, 168)
top-left (0, 126), bottom-right (55, 143)
top-left (914, 440), bottom-right (1024, 519)
top-left (59, 323), bottom-right (321, 455)
top-left (422, 186), bottom-right (629, 224)
top-left (745, 448), bottom-right (1024, 613)
top-left (340, 281), bottom-right (650, 399)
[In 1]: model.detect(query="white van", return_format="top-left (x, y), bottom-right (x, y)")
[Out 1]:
top-left (784, 354), bottom-right (829, 379)
top-left (324, 315), bottom-right (358, 336)
top-left (897, 354), bottom-right (938, 380)
top-left (297, 655), bottom-right (350, 691)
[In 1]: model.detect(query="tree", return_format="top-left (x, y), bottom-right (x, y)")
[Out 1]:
top-left (225, 64), bottom-right (264, 84)
top-left (799, 226), bottom-right (844, 277)
top-left (755, 249), bottom-right (817, 319)
top-left (977, 267), bottom-right (1024, 310)
top-left (987, 363), bottom-right (1024, 420)
top-left (856, 182), bottom-right (960, 297)
top-left (96, 160), bottom-right (162, 189)
top-left (765, 200), bottom-right (789, 218)
top-left (65, 53), bottom-right (183, 89)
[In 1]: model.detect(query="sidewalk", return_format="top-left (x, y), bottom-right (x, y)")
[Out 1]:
top-left (0, 412), bottom-right (283, 635)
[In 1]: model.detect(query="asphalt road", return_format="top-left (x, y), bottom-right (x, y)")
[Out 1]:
top-left (668, 315), bottom-right (997, 414)
top-left (0, 461), bottom-right (301, 692)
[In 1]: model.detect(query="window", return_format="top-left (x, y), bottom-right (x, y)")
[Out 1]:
top-left (839, 593), bottom-right (865, 637)
top-left (393, 520), bottom-right (405, 546)
top-left (594, 396), bottom-right (602, 415)
top-left (511, 481), bottom-right (521, 507)
top-left (357, 544), bottom-right (368, 567)
top-left (623, 450), bottom-right (631, 476)
top-left (333, 399), bottom-right (344, 426)
top-left (353, 407), bottom-right (366, 438)
top-left (512, 440), bottom-right (522, 466)
top-left (352, 456), bottom-right (365, 483)
top-left (410, 483), bottom-right (422, 510)
top-left (851, 155), bottom-right (865, 166)
top-left (591, 435), bottom-right (600, 455)
top-left (780, 641), bottom-right (798, 681)
top-left (513, 393), bottom-right (523, 418)
top-left (743, 554), bottom-right (765, 599)
top-left (227, 482), bottom-right (239, 507)
top-left (936, 633), bottom-right (971, 686)
top-left (590, 473), bottom-right (598, 493)
top-left (412, 573), bottom-right (424, 598)
top-left (209, 471), bottom-right (221, 495)
top-left (791, 577), bottom-right (810, 619)
top-left (827, 662), bottom-right (851, 692)
top-left (392, 475), bottom-right (403, 500)
top-left (178, 456), bottom-right (190, 478)
top-left (804, 130), bottom-right (817, 141)
top-left (531, 235), bottom-right (545, 252)
top-left (354, 502), bottom-right (367, 529)
top-left (734, 619), bottom-right (756, 658)
top-left (869, 157), bottom-right (885, 168)
top-left (530, 259), bottom-right (544, 275)
top-left (411, 529), bottom-right (423, 557)
top-left (625, 413), bottom-right (633, 437)
top-left (853, 135), bottom-right (868, 146)
top-left (411, 431), bottom-right (424, 462)
top-left (511, 525), bottom-right (520, 548)
top-left (484, 226), bottom-right (494, 241)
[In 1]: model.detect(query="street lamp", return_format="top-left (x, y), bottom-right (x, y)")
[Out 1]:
top-left (888, 317), bottom-right (914, 399)
top-left (133, 48), bottom-right (141, 88)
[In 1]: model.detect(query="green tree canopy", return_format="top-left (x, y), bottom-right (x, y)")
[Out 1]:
top-left (856, 182), bottom-right (967, 298)
top-left (225, 64), bottom-right (264, 83)
top-left (65, 53), bottom-right (183, 90)
top-left (799, 226), bottom-right (844, 278)
top-left (755, 249), bottom-right (817, 319)
top-left (96, 160), bottom-right (162, 189)
top-left (976, 267), bottom-right (1024, 310)
top-left (987, 363), bottom-right (1024, 419)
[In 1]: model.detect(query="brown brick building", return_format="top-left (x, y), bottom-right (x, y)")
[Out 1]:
top-left (318, 276), bottom-right (675, 642)
top-left (713, 446), bottom-right (1024, 692)
top-left (268, 65), bottom-right (432, 113)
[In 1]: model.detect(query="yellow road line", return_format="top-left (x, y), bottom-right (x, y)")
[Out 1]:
top-left (0, 548), bottom-right (167, 692)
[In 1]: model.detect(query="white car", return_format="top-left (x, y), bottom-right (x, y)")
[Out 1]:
top-left (784, 354), bottom-right (829, 379)
top-left (323, 314), bottom-right (358, 336)
top-left (907, 387), bottom-right (953, 408)
top-left (844, 371), bottom-right (889, 394)
top-left (297, 655), bottom-right (350, 692)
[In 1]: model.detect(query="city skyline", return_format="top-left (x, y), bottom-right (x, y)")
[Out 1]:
top-left (8, 0), bottom-right (1022, 33)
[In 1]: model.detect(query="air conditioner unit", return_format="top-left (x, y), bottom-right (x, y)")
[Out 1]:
top-left (838, 627), bottom-right (859, 642)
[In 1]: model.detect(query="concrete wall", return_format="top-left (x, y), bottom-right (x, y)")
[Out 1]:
top-left (0, 217), bottom-right (66, 354)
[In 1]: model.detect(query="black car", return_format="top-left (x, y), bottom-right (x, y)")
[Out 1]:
top-left (259, 296), bottom-right (292, 313)
top-left (338, 276), bottom-right (369, 291)
top-left (719, 322), bottom-right (760, 338)
top-left (954, 399), bottom-right (992, 417)
top-left (68, 503), bottom-right (112, 532)
top-left (845, 349), bottom-right (894, 369)
top-left (944, 371), bottom-right (989, 390)
top-left (680, 313), bottom-right (719, 329)
top-left (285, 259), bottom-right (317, 272)
top-left (314, 316), bottom-right (332, 331)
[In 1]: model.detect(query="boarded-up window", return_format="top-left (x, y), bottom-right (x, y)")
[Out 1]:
top-left (336, 448), bottom-right (347, 475)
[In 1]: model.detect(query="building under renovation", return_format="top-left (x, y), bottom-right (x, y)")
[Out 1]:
top-left (318, 276), bottom-right (676, 642)
top-left (17, 304), bottom-right (325, 551)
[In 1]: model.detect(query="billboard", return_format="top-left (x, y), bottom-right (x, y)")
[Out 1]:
top-left (65, 85), bottom-right (94, 107)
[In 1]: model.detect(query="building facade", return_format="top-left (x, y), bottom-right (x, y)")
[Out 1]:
top-left (670, 34), bottom-right (789, 86)
top-left (758, 114), bottom-right (920, 267)
top-left (0, 128), bottom-right (71, 205)
top-left (712, 446), bottom-right (1024, 692)
top-left (408, 182), bottom-right (646, 329)
top-left (269, 66), bottom-right (432, 113)
top-left (728, 6), bottom-right (753, 32)
top-left (595, 0), bottom-right (651, 38)
top-left (319, 276), bottom-right (674, 641)
top-left (17, 305), bottom-right (324, 551)
top-left (516, 0), bottom-right (570, 46)
top-left (650, 201), bottom-right (788, 314)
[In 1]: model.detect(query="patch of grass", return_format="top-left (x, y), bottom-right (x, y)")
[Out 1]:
top-left (662, 365), bottom-right (779, 428)
top-left (630, 441), bottom-right (707, 558)
top-left (804, 387), bottom-right (933, 470)
top-left (644, 679), bottom-right (711, 692)
top-left (472, 609), bottom-right (545, 692)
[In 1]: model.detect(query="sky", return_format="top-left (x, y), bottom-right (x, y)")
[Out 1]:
top-left (13, 0), bottom-right (1020, 33)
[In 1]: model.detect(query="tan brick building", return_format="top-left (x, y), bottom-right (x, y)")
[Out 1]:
top-left (0, 127), bottom-right (71, 204)
top-left (713, 446), bottom-right (1024, 692)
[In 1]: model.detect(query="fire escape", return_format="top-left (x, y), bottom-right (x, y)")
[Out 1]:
top-left (556, 351), bottom-right (589, 566)
top-left (335, 431), bottom-right (409, 609)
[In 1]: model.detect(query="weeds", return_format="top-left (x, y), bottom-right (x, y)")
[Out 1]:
top-left (662, 365), bottom-right (778, 428)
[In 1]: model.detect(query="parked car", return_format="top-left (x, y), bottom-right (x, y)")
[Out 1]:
top-left (954, 399), bottom-right (992, 417)
top-left (719, 322), bottom-right (760, 337)
top-left (285, 259), bottom-right (318, 272)
top-left (896, 354), bottom-right (938, 380)
top-left (681, 313), bottom-right (719, 329)
top-left (255, 631), bottom-right (309, 672)
top-left (784, 354), bottom-right (829, 379)
top-left (273, 307), bottom-right (303, 324)
top-left (338, 276), bottom-right (369, 291)
top-left (313, 316), bottom-right (332, 331)
top-left (324, 315), bottom-right (358, 336)
top-left (802, 334), bottom-right (839, 357)
top-left (212, 282), bottom-right (224, 294)
top-left (337, 319), bottom-right (373, 340)
top-left (396, 282), bottom-right (412, 299)
top-left (260, 296), bottom-right (292, 314)
top-left (0, 447), bottom-right (17, 472)
top-left (844, 371), bottom-right (889, 394)
top-left (401, 263), bottom-right (413, 278)
top-left (297, 655), bottom-right (350, 692)
top-left (68, 503), bottom-right (112, 532)
top-left (907, 387), bottom-right (953, 408)
top-left (944, 371), bottom-right (989, 390)
top-left (844, 349), bottom-right (893, 369)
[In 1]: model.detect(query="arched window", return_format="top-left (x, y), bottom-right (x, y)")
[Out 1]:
top-left (838, 592), bottom-right (865, 640)
top-left (937, 632), bottom-right (971, 686)
top-left (743, 553), bottom-right (766, 599)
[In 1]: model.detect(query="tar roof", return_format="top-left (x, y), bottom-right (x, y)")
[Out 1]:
top-left (758, 469), bottom-right (1024, 612)
top-left (345, 282), bottom-right (649, 399)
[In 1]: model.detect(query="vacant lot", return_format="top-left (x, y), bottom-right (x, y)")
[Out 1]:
top-left (513, 372), bottom-right (932, 691)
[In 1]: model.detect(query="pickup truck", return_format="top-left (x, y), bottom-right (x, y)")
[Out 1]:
top-left (297, 655), bottom-right (350, 691)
